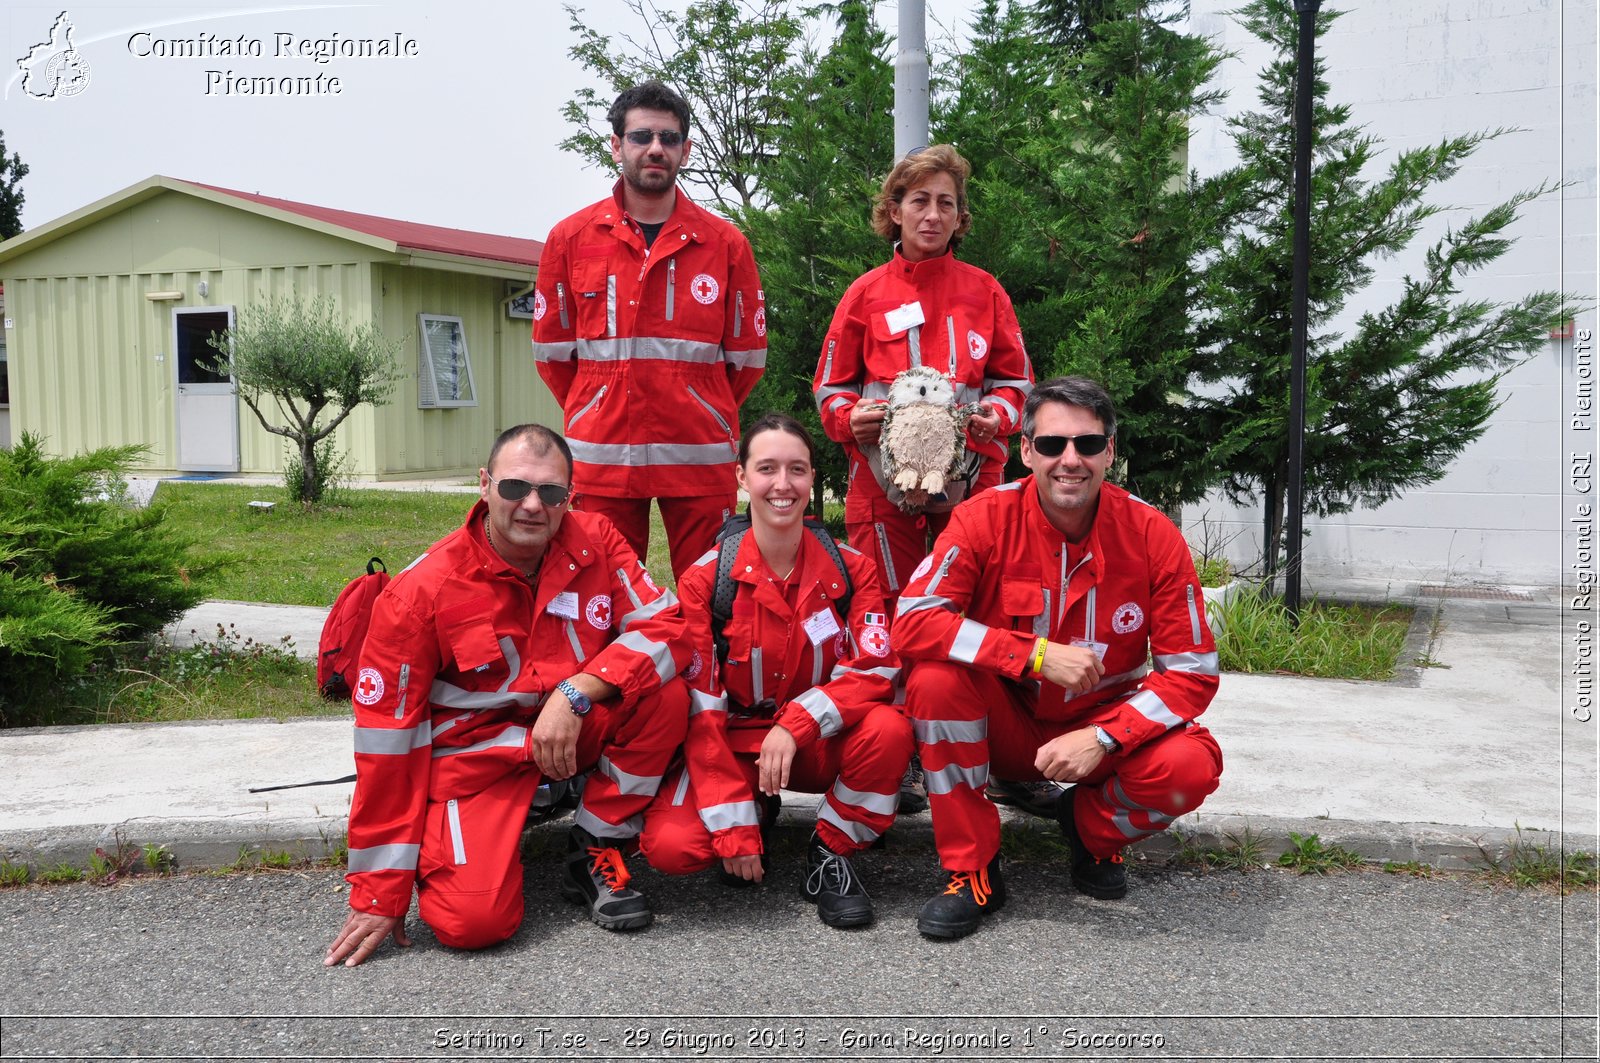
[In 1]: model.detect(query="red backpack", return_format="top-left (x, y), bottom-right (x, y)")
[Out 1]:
top-left (317, 557), bottom-right (390, 700)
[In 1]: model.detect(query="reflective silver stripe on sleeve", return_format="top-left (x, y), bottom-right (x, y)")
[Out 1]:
top-left (446, 799), bottom-right (466, 865)
top-left (829, 663), bottom-right (900, 683)
top-left (812, 643), bottom-right (825, 686)
top-left (565, 620), bottom-right (585, 662)
top-left (988, 395), bottom-right (1019, 425)
top-left (689, 689), bottom-right (727, 716)
top-left (751, 646), bottom-right (765, 704)
top-left (725, 344), bottom-right (767, 370)
top-left (733, 290), bottom-right (743, 339)
top-left (913, 717), bottom-right (987, 745)
top-left (615, 629), bottom-right (675, 684)
top-left (430, 684), bottom-right (540, 709)
top-left (817, 339), bottom-right (840, 403)
top-left (352, 722), bottom-right (432, 755)
top-left (862, 381), bottom-right (891, 401)
top-left (433, 725), bottom-right (529, 758)
top-left (665, 259), bottom-right (675, 320)
top-left (1127, 689), bottom-right (1185, 729)
top-left (573, 336), bottom-right (725, 364)
top-left (925, 546), bottom-right (961, 595)
top-left (987, 376), bottom-right (1031, 391)
top-left (924, 761), bottom-right (988, 795)
top-left (573, 805), bottom-right (643, 841)
top-left (347, 843), bottom-right (419, 873)
top-left (556, 282), bottom-right (569, 329)
top-left (896, 593), bottom-right (956, 618)
top-left (830, 779), bottom-right (899, 816)
top-left (1187, 585), bottom-right (1203, 644)
top-left (605, 274), bottom-right (617, 336)
top-left (818, 801), bottom-right (880, 844)
top-left (874, 523), bottom-right (900, 591)
top-left (948, 618), bottom-right (988, 664)
top-left (429, 711), bottom-right (475, 739)
top-left (1093, 663), bottom-right (1151, 691)
top-left (615, 568), bottom-right (645, 611)
top-left (596, 755), bottom-right (664, 797)
top-left (532, 340), bottom-right (576, 364)
top-left (1034, 589), bottom-right (1052, 638)
top-left (1085, 587), bottom-right (1097, 643)
top-left (1154, 651), bottom-right (1220, 676)
top-left (815, 382), bottom-right (860, 407)
top-left (793, 687), bottom-right (844, 738)
top-left (671, 769), bottom-right (691, 805)
top-left (569, 440), bottom-right (739, 468)
top-left (699, 800), bottom-right (760, 832)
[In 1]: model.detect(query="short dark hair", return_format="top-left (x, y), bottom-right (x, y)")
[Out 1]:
top-left (486, 423), bottom-right (573, 480)
top-left (738, 411), bottom-right (816, 468)
top-left (1022, 376), bottom-right (1118, 440)
top-left (607, 80), bottom-right (692, 138)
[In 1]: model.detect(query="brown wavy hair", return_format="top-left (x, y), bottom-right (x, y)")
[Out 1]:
top-left (870, 144), bottom-right (973, 251)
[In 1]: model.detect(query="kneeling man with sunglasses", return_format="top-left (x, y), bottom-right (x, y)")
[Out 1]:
top-left (894, 376), bottom-right (1224, 939)
top-left (326, 423), bottom-right (692, 967)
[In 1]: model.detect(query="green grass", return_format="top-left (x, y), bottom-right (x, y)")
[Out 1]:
top-left (1475, 828), bottom-right (1598, 893)
top-left (1171, 825), bottom-right (1267, 872)
top-left (1214, 589), bottom-right (1412, 680)
top-left (1276, 831), bottom-right (1364, 874)
top-left (155, 482), bottom-right (475, 606)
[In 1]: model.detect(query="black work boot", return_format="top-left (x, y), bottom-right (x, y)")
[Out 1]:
top-left (800, 831), bottom-right (873, 928)
top-left (560, 827), bottom-right (653, 931)
top-left (985, 777), bottom-right (1069, 818)
top-left (897, 754), bottom-right (929, 814)
top-left (716, 793), bottom-right (781, 888)
top-left (1057, 786), bottom-right (1128, 899)
top-left (915, 855), bottom-right (1005, 939)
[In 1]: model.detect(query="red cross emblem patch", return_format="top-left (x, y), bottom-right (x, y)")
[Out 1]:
top-left (353, 667), bottom-right (385, 706)
top-left (861, 624), bottom-right (891, 658)
top-left (967, 329), bottom-right (988, 360)
top-left (1112, 601), bottom-right (1145, 634)
top-left (533, 290), bottom-right (547, 321)
top-left (586, 594), bottom-right (613, 630)
top-left (691, 273), bottom-right (720, 305)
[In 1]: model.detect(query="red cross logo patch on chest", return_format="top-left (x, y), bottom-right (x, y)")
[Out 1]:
top-left (691, 273), bottom-right (720, 305)
top-left (586, 594), bottom-right (614, 630)
top-left (1112, 601), bottom-right (1145, 635)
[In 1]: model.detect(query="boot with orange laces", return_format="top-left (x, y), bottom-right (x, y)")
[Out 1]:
top-left (561, 826), bottom-right (653, 931)
top-left (915, 855), bottom-right (1005, 939)
top-left (1057, 785), bottom-right (1127, 899)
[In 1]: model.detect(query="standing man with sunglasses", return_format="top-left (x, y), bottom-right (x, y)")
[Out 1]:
top-left (532, 80), bottom-right (766, 579)
top-left (325, 424), bottom-right (691, 967)
top-left (893, 377), bottom-right (1224, 939)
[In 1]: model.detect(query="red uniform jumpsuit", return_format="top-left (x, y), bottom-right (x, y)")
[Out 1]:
top-left (813, 249), bottom-right (1032, 594)
top-left (639, 533), bottom-right (912, 871)
top-left (343, 503), bottom-right (691, 949)
top-left (533, 181), bottom-right (767, 579)
top-left (894, 480), bottom-right (1224, 870)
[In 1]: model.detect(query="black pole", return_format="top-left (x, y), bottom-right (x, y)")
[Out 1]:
top-left (1285, 0), bottom-right (1320, 622)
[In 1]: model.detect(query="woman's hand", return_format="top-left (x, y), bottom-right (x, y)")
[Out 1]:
top-left (757, 725), bottom-right (798, 796)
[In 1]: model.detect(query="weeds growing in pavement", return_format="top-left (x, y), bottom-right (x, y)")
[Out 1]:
top-left (39, 863), bottom-right (84, 884)
top-left (1214, 590), bottom-right (1411, 680)
top-left (1276, 832), bottom-right (1364, 874)
top-left (0, 860), bottom-right (30, 887)
top-left (141, 843), bottom-right (176, 875)
top-left (1475, 828), bottom-right (1598, 893)
top-left (1382, 860), bottom-right (1437, 878)
top-left (1173, 826), bottom-right (1268, 872)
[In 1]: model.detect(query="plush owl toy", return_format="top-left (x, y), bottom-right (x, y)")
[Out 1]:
top-left (879, 365), bottom-right (983, 513)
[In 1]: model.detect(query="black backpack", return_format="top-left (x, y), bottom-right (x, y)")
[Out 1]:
top-left (709, 512), bottom-right (852, 666)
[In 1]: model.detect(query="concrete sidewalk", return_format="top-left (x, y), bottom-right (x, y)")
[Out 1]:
top-left (2, 594), bottom-right (1594, 873)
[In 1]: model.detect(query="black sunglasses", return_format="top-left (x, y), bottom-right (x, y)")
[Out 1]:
top-left (487, 476), bottom-right (571, 507)
top-left (1029, 433), bottom-right (1110, 458)
top-left (623, 128), bottom-right (684, 147)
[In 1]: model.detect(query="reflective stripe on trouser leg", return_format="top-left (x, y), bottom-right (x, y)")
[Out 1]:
top-left (1071, 723), bottom-right (1224, 858)
top-left (574, 679), bottom-right (692, 841)
top-left (905, 660), bottom-right (1031, 871)
top-left (416, 766), bottom-right (542, 951)
top-left (798, 703), bottom-right (913, 855)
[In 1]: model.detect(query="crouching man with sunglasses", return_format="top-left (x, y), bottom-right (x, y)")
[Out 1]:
top-left (894, 377), bottom-right (1224, 939)
top-left (532, 79), bottom-right (766, 581)
top-left (325, 424), bottom-right (692, 967)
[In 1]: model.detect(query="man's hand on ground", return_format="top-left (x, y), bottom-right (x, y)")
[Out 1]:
top-left (721, 854), bottom-right (765, 884)
top-left (1035, 642), bottom-right (1105, 696)
top-left (324, 910), bottom-right (409, 968)
top-left (1034, 726), bottom-right (1106, 784)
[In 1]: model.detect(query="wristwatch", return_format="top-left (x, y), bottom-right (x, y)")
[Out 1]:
top-left (556, 678), bottom-right (592, 717)
top-left (1093, 726), bottom-right (1120, 755)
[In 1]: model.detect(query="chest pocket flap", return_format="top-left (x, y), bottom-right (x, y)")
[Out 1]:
top-left (1001, 576), bottom-right (1045, 622)
top-left (437, 598), bottom-right (503, 674)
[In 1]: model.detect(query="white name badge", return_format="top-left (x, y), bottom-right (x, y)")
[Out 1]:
top-left (548, 591), bottom-right (580, 619)
top-left (883, 301), bottom-right (926, 336)
top-left (803, 608), bottom-right (842, 645)
top-left (1071, 638), bottom-right (1109, 663)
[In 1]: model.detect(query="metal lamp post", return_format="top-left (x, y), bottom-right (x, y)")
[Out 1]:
top-left (1284, 0), bottom-right (1321, 621)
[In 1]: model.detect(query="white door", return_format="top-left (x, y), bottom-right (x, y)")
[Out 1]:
top-left (173, 307), bottom-right (239, 472)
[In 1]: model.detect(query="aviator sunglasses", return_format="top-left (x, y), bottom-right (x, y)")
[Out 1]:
top-left (487, 476), bottom-right (571, 507)
top-left (623, 128), bottom-right (685, 147)
top-left (1028, 433), bottom-right (1111, 458)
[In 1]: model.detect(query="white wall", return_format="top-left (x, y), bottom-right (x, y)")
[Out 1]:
top-left (1184, 0), bottom-right (1596, 590)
